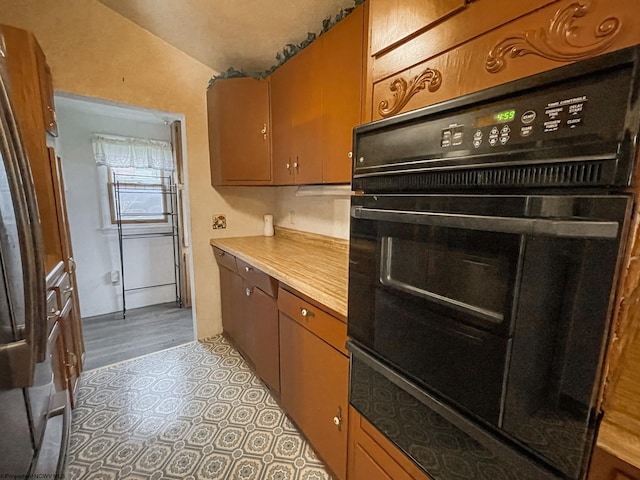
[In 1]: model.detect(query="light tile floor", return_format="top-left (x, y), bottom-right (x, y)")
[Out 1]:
top-left (65, 335), bottom-right (331, 480)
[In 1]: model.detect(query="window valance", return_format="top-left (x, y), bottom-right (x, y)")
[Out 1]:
top-left (92, 134), bottom-right (174, 171)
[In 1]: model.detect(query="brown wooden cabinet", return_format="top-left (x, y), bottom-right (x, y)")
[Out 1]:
top-left (365, 0), bottom-right (640, 121)
top-left (207, 77), bottom-right (272, 186)
top-left (321, 5), bottom-right (364, 184)
top-left (46, 262), bottom-right (82, 406)
top-left (368, 0), bottom-right (466, 57)
top-left (3, 25), bottom-right (83, 404)
top-left (271, 39), bottom-right (323, 185)
top-left (589, 446), bottom-right (640, 480)
top-left (214, 247), bottom-right (280, 394)
top-left (348, 407), bottom-right (433, 480)
top-left (2, 25), bottom-right (64, 272)
top-left (206, 8), bottom-right (364, 186)
top-left (278, 287), bottom-right (349, 480)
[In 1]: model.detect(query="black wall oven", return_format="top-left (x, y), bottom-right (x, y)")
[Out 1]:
top-left (347, 46), bottom-right (640, 480)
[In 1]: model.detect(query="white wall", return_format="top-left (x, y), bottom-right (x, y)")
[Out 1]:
top-left (55, 97), bottom-right (178, 317)
top-left (274, 186), bottom-right (351, 239)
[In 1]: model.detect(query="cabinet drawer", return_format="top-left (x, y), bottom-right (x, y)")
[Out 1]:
top-left (52, 272), bottom-right (73, 308)
top-left (237, 258), bottom-right (278, 297)
top-left (46, 290), bottom-right (59, 335)
top-left (278, 288), bottom-right (347, 356)
top-left (369, 0), bottom-right (466, 57)
top-left (213, 247), bottom-right (238, 272)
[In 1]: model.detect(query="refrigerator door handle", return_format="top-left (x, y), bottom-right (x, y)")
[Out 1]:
top-left (0, 48), bottom-right (46, 388)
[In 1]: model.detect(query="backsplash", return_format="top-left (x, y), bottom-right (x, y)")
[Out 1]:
top-left (274, 186), bottom-right (351, 240)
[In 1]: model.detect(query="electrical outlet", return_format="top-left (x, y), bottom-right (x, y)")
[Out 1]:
top-left (289, 210), bottom-right (295, 225)
top-left (212, 214), bottom-right (227, 229)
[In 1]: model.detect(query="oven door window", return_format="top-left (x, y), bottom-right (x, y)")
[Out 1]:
top-left (366, 223), bottom-right (522, 424)
top-left (379, 226), bottom-right (519, 331)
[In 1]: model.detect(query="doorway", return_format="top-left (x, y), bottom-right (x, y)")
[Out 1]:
top-left (54, 93), bottom-right (196, 370)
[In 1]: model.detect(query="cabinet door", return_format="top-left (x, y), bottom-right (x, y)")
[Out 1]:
top-left (59, 299), bottom-right (79, 406)
top-left (588, 446), bottom-right (640, 480)
top-left (321, 6), bottom-right (364, 184)
top-left (369, 0), bottom-right (466, 56)
top-left (34, 43), bottom-right (57, 137)
top-left (49, 151), bottom-right (85, 370)
top-left (270, 61), bottom-right (296, 185)
top-left (2, 26), bottom-right (64, 272)
top-left (271, 40), bottom-right (323, 185)
top-left (207, 77), bottom-right (271, 185)
top-left (245, 284), bottom-right (279, 393)
top-left (289, 39), bottom-right (323, 184)
top-left (219, 265), bottom-right (244, 346)
top-left (348, 407), bottom-right (433, 480)
top-left (280, 312), bottom-right (349, 479)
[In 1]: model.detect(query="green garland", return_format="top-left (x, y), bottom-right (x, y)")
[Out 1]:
top-left (208, 0), bottom-right (365, 87)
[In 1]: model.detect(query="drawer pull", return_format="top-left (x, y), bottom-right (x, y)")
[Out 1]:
top-left (62, 286), bottom-right (74, 295)
top-left (218, 251), bottom-right (225, 257)
top-left (47, 308), bottom-right (61, 319)
top-left (244, 266), bottom-right (252, 273)
top-left (300, 308), bottom-right (315, 318)
top-left (245, 287), bottom-right (253, 297)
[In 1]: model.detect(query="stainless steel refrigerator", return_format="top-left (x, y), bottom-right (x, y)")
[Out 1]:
top-left (0, 35), bottom-right (68, 476)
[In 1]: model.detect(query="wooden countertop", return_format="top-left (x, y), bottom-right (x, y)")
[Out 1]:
top-left (210, 227), bottom-right (349, 319)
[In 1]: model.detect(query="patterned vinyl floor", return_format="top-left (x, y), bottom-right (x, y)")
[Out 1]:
top-left (65, 335), bottom-right (331, 480)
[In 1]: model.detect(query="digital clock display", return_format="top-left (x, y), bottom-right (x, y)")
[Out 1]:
top-left (474, 109), bottom-right (517, 127)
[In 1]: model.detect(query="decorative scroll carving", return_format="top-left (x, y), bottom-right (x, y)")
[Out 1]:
top-left (486, 1), bottom-right (621, 74)
top-left (378, 68), bottom-right (443, 118)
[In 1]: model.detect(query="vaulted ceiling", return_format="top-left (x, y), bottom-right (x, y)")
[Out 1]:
top-left (97, 0), bottom-right (358, 74)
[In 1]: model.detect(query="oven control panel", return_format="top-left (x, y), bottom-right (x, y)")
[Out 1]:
top-left (354, 47), bottom-right (638, 189)
top-left (438, 91), bottom-right (595, 152)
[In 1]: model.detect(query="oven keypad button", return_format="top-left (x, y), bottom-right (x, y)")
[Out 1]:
top-left (520, 125), bottom-right (534, 137)
top-left (521, 110), bottom-right (536, 124)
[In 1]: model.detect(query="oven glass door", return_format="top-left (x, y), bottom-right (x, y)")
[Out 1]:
top-left (348, 194), bottom-right (630, 479)
top-left (349, 196), bottom-right (525, 424)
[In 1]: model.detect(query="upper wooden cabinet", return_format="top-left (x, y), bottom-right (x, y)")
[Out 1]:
top-left (207, 6), bottom-right (364, 186)
top-left (207, 77), bottom-right (272, 186)
top-left (271, 39), bottom-right (323, 185)
top-left (369, 0), bottom-right (466, 56)
top-left (35, 45), bottom-right (58, 137)
top-left (321, 5), bottom-right (364, 184)
top-left (2, 25), bottom-right (64, 272)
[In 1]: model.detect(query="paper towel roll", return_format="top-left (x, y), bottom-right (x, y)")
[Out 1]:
top-left (264, 214), bottom-right (274, 236)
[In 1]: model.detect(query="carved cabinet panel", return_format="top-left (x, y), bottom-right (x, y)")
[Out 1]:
top-left (368, 0), bottom-right (636, 120)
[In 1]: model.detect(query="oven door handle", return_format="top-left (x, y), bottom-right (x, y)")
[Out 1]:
top-left (351, 207), bottom-right (619, 239)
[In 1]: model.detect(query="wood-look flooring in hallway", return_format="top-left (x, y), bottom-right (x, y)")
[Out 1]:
top-left (82, 303), bottom-right (194, 371)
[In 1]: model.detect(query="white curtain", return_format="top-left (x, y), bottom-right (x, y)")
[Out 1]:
top-left (91, 134), bottom-right (174, 171)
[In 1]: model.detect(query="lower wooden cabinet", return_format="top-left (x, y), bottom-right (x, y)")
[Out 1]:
top-left (588, 446), bottom-right (640, 480)
top-left (348, 407), bottom-right (433, 480)
top-left (278, 288), bottom-right (349, 480)
top-left (214, 247), bottom-right (280, 394)
top-left (47, 261), bottom-right (83, 407)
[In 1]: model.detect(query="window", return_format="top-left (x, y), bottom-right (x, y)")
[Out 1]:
top-left (108, 166), bottom-right (171, 224)
top-left (91, 134), bottom-right (175, 227)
